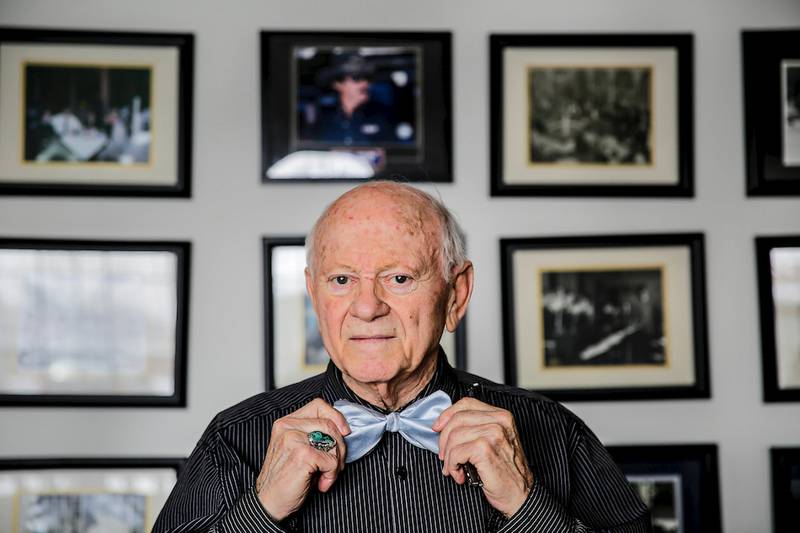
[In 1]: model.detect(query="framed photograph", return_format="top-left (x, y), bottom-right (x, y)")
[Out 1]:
top-left (0, 27), bottom-right (193, 197)
top-left (0, 457), bottom-right (183, 532)
top-left (608, 444), bottom-right (721, 533)
top-left (500, 233), bottom-right (709, 401)
top-left (490, 34), bottom-right (693, 197)
top-left (263, 237), bottom-right (466, 389)
top-left (261, 31), bottom-right (452, 182)
top-left (743, 29), bottom-right (800, 195)
top-left (756, 236), bottom-right (800, 402)
top-left (771, 447), bottom-right (800, 532)
top-left (0, 239), bottom-right (190, 406)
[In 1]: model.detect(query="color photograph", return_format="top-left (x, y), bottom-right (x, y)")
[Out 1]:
top-left (24, 64), bottom-right (151, 165)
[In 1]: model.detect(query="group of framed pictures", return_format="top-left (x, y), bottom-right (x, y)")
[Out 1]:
top-left (0, 23), bottom-right (798, 533)
top-left (2, 26), bottom-right (797, 195)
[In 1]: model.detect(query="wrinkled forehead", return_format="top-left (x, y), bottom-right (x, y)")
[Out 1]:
top-left (315, 193), bottom-right (442, 270)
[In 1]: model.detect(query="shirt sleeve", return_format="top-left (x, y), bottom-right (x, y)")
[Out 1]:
top-left (152, 428), bottom-right (287, 533)
top-left (497, 416), bottom-right (652, 533)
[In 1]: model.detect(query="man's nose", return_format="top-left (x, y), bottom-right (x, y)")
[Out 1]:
top-left (349, 278), bottom-right (390, 321)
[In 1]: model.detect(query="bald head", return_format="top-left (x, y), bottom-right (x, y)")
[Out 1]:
top-left (306, 181), bottom-right (467, 282)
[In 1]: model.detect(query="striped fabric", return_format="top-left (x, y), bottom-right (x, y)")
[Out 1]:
top-left (153, 354), bottom-right (651, 532)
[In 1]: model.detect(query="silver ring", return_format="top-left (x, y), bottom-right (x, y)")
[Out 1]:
top-left (308, 431), bottom-right (336, 453)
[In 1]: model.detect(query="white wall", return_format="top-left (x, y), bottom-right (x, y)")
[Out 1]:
top-left (1, 0), bottom-right (799, 530)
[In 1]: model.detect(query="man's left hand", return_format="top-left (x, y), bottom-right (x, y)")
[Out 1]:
top-left (432, 398), bottom-right (534, 517)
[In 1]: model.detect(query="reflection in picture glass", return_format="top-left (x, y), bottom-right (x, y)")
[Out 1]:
top-left (24, 64), bottom-right (151, 164)
top-left (771, 247), bottom-right (800, 389)
top-left (627, 475), bottom-right (682, 533)
top-left (0, 248), bottom-right (177, 396)
top-left (529, 66), bottom-right (651, 165)
top-left (782, 61), bottom-right (800, 167)
top-left (540, 268), bottom-right (665, 367)
top-left (18, 493), bottom-right (146, 533)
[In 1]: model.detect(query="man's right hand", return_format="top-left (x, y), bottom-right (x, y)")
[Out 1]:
top-left (255, 398), bottom-right (350, 521)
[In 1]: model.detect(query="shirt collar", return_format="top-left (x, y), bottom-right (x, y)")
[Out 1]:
top-left (320, 347), bottom-right (459, 413)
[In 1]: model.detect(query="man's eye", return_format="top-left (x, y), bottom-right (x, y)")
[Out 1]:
top-left (334, 276), bottom-right (349, 285)
top-left (394, 275), bottom-right (409, 284)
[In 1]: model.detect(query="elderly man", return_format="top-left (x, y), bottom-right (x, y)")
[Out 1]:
top-left (154, 181), bottom-right (650, 533)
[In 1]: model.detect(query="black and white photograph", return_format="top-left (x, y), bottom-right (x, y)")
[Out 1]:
top-left (608, 445), bottom-right (721, 533)
top-left (263, 237), bottom-right (465, 389)
top-left (541, 268), bottom-right (665, 367)
top-left (501, 234), bottom-right (708, 401)
top-left (782, 60), bottom-right (800, 167)
top-left (0, 239), bottom-right (190, 407)
top-left (24, 64), bottom-right (151, 164)
top-left (756, 236), bottom-right (800, 402)
top-left (262, 31), bottom-right (451, 182)
top-left (0, 458), bottom-right (182, 533)
top-left (771, 447), bottom-right (800, 532)
top-left (0, 27), bottom-right (193, 197)
top-left (529, 67), bottom-right (652, 165)
top-left (743, 29), bottom-right (800, 195)
top-left (491, 33), bottom-right (693, 196)
top-left (626, 475), bottom-right (682, 533)
top-left (18, 493), bottom-right (146, 533)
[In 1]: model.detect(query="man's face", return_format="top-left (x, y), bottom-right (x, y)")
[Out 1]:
top-left (333, 75), bottom-right (370, 103)
top-left (306, 193), bottom-right (451, 388)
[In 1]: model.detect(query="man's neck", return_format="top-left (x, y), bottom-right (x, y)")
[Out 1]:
top-left (341, 354), bottom-right (439, 411)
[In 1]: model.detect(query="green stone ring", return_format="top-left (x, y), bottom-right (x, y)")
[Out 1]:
top-left (308, 431), bottom-right (336, 453)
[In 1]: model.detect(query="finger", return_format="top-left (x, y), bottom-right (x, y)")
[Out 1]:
top-left (294, 398), bottom-right (351, 435)
top-left (443, 439), bottom-right (498, 486)
top-left (436, 411), bottom-right (512, 459)
top-left (284, 431), bottom-right (340, 491)
top-left (439, 422), bottom-right (509, 464)
top-left (277, 417), bottom-right (347, 473)
top-left (432, 397), bottom-right (501, 432)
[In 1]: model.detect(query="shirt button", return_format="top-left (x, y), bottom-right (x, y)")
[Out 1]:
top-left (395, 465), bottom-right (407, 480)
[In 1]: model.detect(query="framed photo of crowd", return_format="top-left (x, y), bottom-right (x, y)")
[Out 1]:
top-left (0, 27), bottom-right (193, 197)
top-left (756, 236), bottom-right (800, 402)
top-left (0, 457), bottom-right (183, 532)
top-left (743, 29), bottom-right (800, 195)
top-left (0, 238), bottom-right (190, 406)
top-left (262, 237), bottom-right (466, 390)
top-left (490, 33), bottom-right (693, 196)
top-left (607, 444), bottom-right (722, 533)
top-left (771, 447), bottom-right (800, 531)
top-left (261, 31), bottom-right (452, 182)
top-left (500, 233), bottom-right (709, 401)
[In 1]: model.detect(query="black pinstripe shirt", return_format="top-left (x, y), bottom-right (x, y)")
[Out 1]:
top-left (154, 354), bottom-right (651, 533)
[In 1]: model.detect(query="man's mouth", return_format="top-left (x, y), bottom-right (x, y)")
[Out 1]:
top-left (350, 335), bottom-right (395, 342)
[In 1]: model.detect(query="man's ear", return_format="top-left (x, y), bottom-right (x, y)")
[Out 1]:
top-left (445, 261), bottom-right (474, 333)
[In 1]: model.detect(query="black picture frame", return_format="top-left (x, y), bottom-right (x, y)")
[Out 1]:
top-left (743, 29), bottom-right (800, 196)
top-left (607, 444), bottom-right (722, 533)
top-left (501, 233), bottom-right (709, 401)
top-left (0, 457), bottom-right (184, 531)
top-left (771, 447), bottom-right (800, 532)
top-left (0, 238), bottom-right (190, 407)
top-left (490, 33), bottom-right (693, 197)
top-left (261, 31), bottom-right (452, 182)
top-left (262, 236), bottom-right (466, 390)
top-left (0, 27), bottom-right (193, 197)
top-left (756, 235), bottom-right (800, 402)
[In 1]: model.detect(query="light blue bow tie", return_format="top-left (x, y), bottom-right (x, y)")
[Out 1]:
top-left (333, 390), bottom-right (452, 463)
